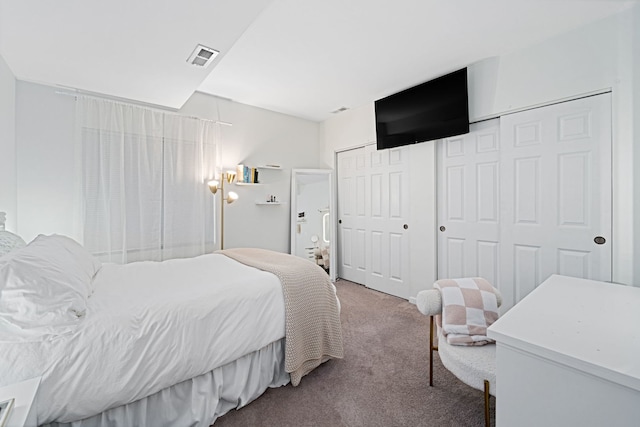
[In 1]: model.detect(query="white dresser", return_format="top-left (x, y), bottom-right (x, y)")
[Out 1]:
top-left (487, 275), bottom-right (640, 427)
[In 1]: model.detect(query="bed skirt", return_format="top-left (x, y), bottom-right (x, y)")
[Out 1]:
top-left (42, 339), bottom-right (289, 427)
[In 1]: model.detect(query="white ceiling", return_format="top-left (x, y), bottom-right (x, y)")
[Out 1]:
top-left (0, 0), bottom-right (272, 107)
top-left (0, 0), bottom-right (636, 122)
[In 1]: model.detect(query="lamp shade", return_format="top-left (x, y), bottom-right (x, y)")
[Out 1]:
top-left (227, 191), bottom-right (239, 204)
top-left (207, 180), bottom-right (219, 194)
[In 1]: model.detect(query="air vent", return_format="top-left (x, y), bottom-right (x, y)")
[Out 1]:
top-left (187, 44), bottom-right (219, 68)
top-left (331, 107), bottom-right (349, 114)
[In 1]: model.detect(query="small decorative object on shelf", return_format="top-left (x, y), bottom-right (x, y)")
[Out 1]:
top-left (255, 194), bottom-right (282, 205)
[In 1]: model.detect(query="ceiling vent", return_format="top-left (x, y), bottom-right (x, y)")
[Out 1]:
top-left (331, 107), bottom-right (349, 114)
top-left (187, 44), bottom-right (219, 68)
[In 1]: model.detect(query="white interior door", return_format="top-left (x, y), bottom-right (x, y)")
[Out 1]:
top-left (337, 147), bottom-right (367, 284)
top-left (499, 94), bottom-right (612, 310)
top-left (337, 144), bottom-right (411, 298)
top-left (437, 119), bottom-right (501, 285)
top-left (365, 144), bottom-right (410, 298)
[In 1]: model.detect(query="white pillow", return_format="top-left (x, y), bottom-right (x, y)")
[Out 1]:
top-left (0, 235), bottom-right (101, 340)
top-left (26, 235), bottom-right (102, 298)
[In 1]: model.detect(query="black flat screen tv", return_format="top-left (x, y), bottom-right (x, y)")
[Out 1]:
top-left (375, 68), bottom-right (469, 150)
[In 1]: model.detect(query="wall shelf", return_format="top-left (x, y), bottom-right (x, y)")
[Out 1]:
top-left (255, 201), bottom-right (284, 205)
top-left (235, 165), bottom-right (282, 185)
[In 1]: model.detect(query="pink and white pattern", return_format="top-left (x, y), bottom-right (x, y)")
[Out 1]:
top-left (434, 277), bottom-right (499, 346)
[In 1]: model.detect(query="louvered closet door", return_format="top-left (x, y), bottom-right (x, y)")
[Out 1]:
top-left (437, 119), bottom-right (501, 285)
top-left (499, 94), bottom-right (612, 311)
top-left (337, 147), bottom-right (367, 284)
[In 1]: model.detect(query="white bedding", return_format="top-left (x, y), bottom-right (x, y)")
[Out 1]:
top-left (0, 253), bottom-right (286, 424)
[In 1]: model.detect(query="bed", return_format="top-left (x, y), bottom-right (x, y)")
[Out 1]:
top-left (0, 234), bottom-right (343, 426)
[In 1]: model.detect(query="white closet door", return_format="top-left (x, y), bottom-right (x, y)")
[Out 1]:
top-left (365, 144), bottom-right (411, 298)
top-left (337, 147), bottom-right (367, 284)
top-left (337, 144), bottom-right (411, 298)
top-left (437, 119), bottom-right (501, 285)
top-left (499, 94), bottom-right (612, 310)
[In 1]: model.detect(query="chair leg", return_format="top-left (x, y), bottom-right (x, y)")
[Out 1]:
top-left (429, 316), bottom-right (435, 386)
top-left (484, 380), bottom-right (490, 427)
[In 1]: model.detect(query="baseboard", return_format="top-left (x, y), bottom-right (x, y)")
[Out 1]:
top-left (409, 296), bottom-right (416, 305)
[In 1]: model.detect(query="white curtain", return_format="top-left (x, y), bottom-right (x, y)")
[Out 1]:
top-left (77, 97), bottom-right (218, 263)
top-left (162, 113), bottom-right (217, 260)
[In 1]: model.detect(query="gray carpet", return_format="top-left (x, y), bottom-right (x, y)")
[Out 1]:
top-left (215, 279), bottom-right (494, 427)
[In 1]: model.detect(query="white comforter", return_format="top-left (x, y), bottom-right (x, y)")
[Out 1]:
top-left (0, 253), bottom-right (285, 424)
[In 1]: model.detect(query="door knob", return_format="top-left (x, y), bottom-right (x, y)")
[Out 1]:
top-left (594, 236), bottom-right (606, 245)
top-left (338, 219), bottom-right (342, 224)
top-left (403, 224), bottom-right (408, 230)
top-left (439, 226), bottom-right (446, 232)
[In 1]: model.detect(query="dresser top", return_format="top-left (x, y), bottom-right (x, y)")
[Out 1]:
top-left (488, 274), bottom-right (640, 391)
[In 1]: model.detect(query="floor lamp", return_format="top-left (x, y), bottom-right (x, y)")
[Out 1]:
top-left (208, 172), bottom-right (238, 250)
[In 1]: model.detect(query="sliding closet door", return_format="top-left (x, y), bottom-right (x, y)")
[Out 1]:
top-left (337, 147), bottom-right (367, 284)
top-left (437, 119), bottom-right (501, 285)
top-left (437, 94), bottom-right (612, 312)
top-left (364, 144), bottom-right (410, 298)
top-left (499, 94), bottom-right (612, 310)
top-left (337, 144), bottom-right (411, 298)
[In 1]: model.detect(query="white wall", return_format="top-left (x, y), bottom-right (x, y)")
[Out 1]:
top-left (0, 54), bottom-right (17, 231)
top-left (320, 5), bottom-right (640, 292)
top-left (318, 103), bottom-right (376, 168)
top-left (179, 92), bottom-right (320, 253)
top-left (468, 17), bottom-right (620, 121)
top-left (15, 82), bottom-right (78, 241)
top-left (14, 85), bottom-right (320, 253)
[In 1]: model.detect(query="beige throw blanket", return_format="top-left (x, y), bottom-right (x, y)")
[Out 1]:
top-left (218, 248), bottom-right (344, 386)
top-left (434, 277), bottom-right (499, 346)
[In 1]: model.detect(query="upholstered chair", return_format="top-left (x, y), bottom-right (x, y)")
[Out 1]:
top-left (416, 284), bottom-right (502, 427)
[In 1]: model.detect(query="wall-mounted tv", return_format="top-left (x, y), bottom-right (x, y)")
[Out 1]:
top-left (375, 68), bottom-right (469, 150)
